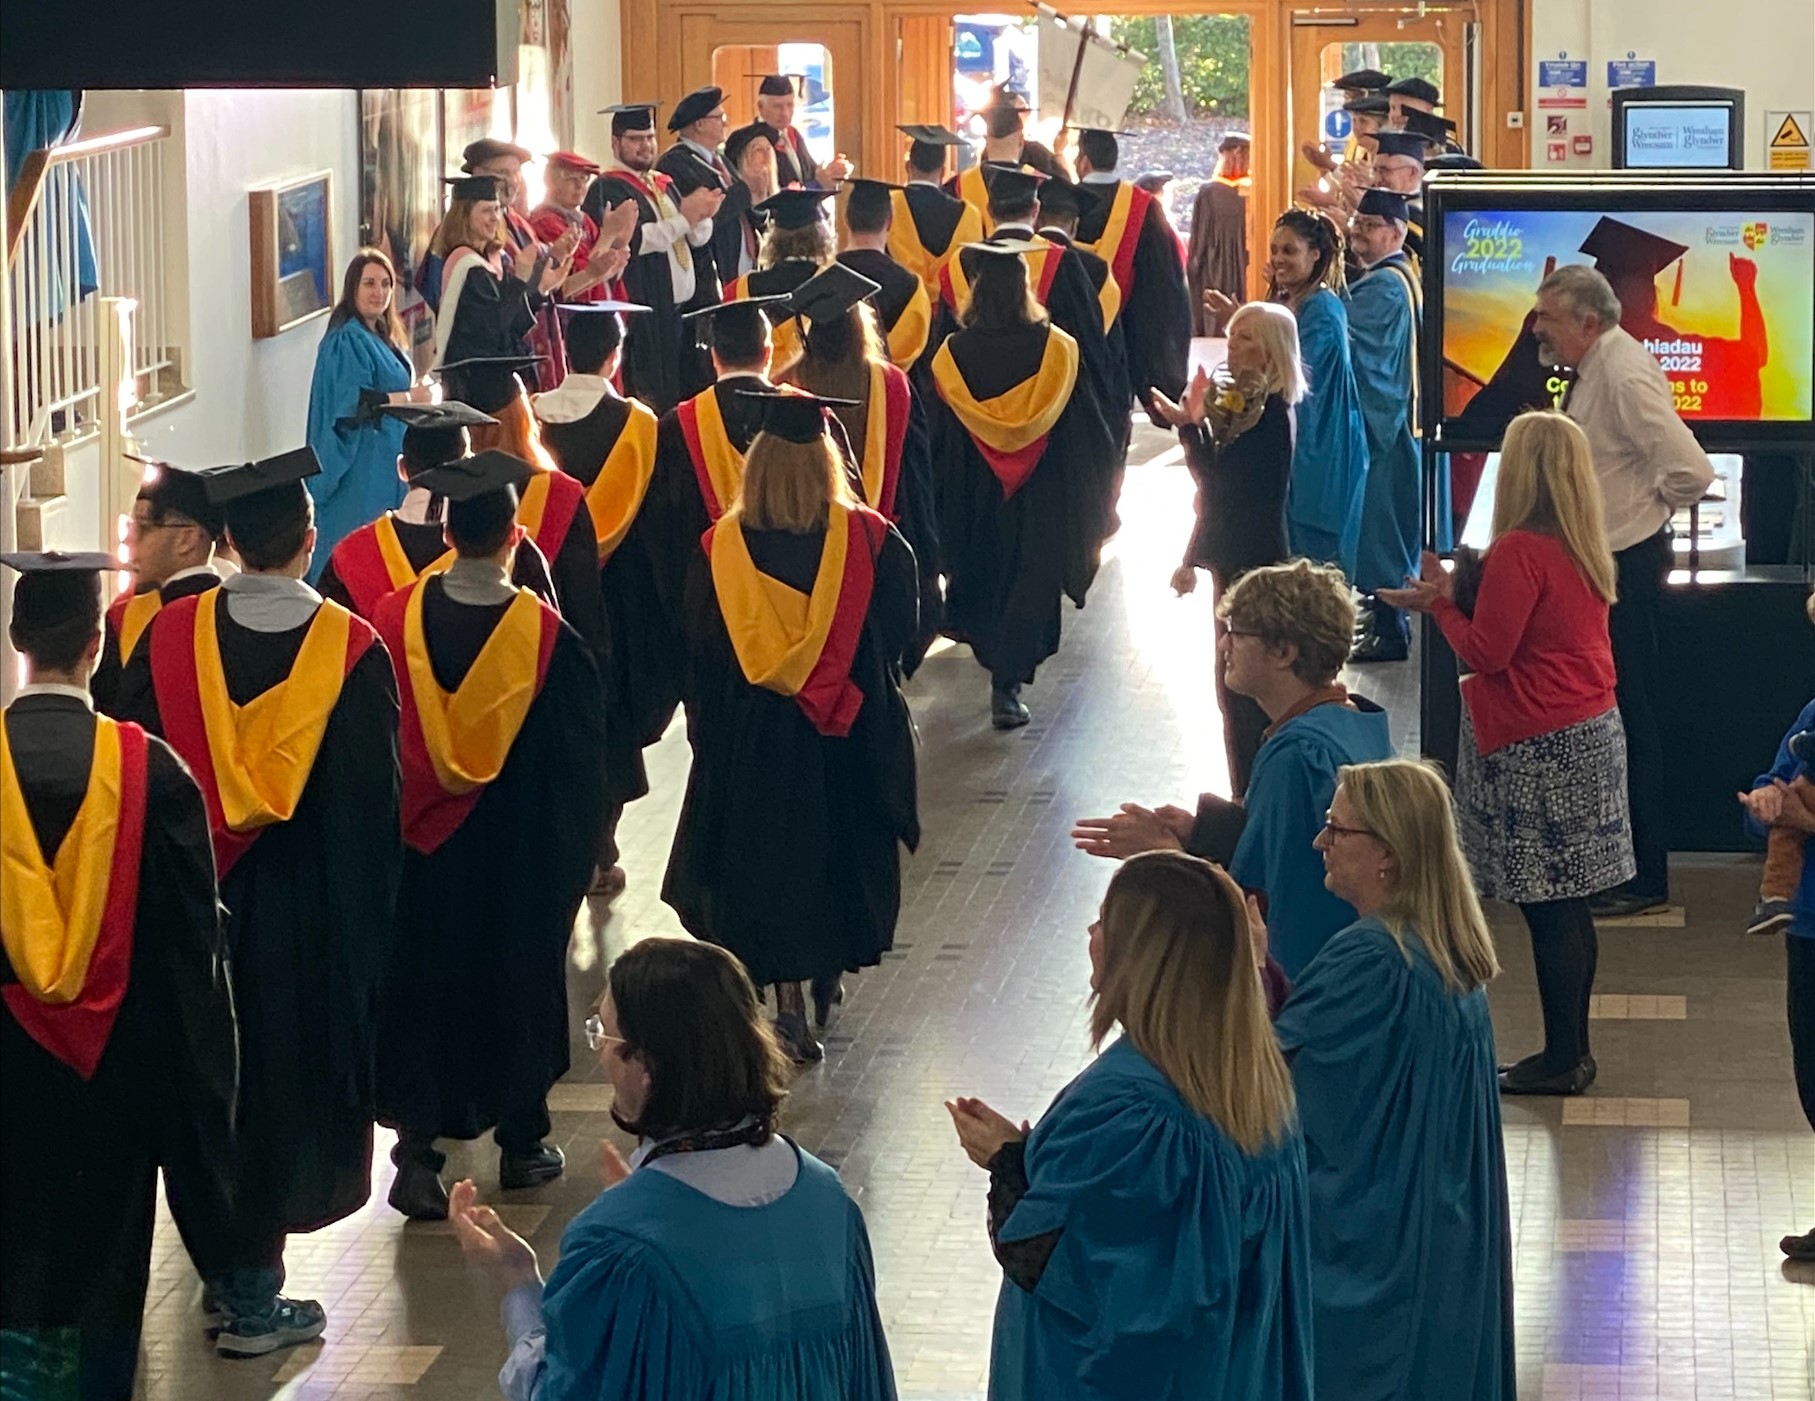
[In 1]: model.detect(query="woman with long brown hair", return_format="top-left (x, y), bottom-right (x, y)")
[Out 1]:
top-left (304, 247), bottom-right (433, 574)
top-left (662, 391), bottom-right (920, 1063)
top-left (948, 852), bottom-right (1312, 1399)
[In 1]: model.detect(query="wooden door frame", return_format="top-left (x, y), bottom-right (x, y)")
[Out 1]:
top-left (619, 0), bottom-right (1528, 276)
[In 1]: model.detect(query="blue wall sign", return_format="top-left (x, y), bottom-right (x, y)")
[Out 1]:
top-left (1324, 108), bottom-right (1352, 140)
top-left (1538, 59), bottom-right (1589, 88)
top-left (1607, 58), bottom-right (1656, 89)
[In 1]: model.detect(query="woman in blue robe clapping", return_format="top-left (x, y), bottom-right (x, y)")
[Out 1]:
top-left (948, 852), bottom-right (1313, 1400)
top-left (450, 938), bottom-right (896, 1401)
top-left (304, 248), bottom-right (429, 578)
top-left (1276, 758), bottom-right (1516, 1400)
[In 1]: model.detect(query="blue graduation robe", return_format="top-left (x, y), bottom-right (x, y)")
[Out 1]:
top-left (990, 1038), bottom-right (1314, 1401)
top-left (533, 1145), bottom-right (896, 1400)
top-left (1275, 918), bottom-right (1516, 1401)
top-left (304, 318), bottom-right (412, 579)
top-left (1348, 253), bottom-right (1422, 594)
top-left (1228, 696), bottom-right (1395, 979)
top-left (1286, 288), bottom-right (1370, 578)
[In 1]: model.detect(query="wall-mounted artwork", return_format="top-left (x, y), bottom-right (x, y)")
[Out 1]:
top-left (250, 170), bottom-right (333, 338)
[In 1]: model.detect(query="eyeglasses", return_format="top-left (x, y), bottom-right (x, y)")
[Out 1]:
top-left (1349, 217), bottom-right (1389, 232)
top-left (1320, 815), bottom-right (1376, 840)
top-left (583, 1015), bottom-right (623, 1052)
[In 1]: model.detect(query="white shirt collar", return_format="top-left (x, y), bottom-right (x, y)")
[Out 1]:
top-left (533, 373), bottom-right (613, 425)
top-left (163, 563), bottom-right (219, 590)
top-left (16, 682), bottom-right (93, 709)
top-left (396, 487), bottom-right (434, 525)
top-left (1081, 170), bottom-right (1120, 185)
top-left (679, 136), bottom-right (719, 164)
top-left (993, 222), bottom-right (1035, 238)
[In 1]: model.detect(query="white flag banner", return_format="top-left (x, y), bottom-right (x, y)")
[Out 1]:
top-left (1032, 7), bottom-right (1146, 131)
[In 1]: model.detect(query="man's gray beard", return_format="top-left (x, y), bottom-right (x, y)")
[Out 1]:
top-left (1536, 338), bottom-right (1558, 366)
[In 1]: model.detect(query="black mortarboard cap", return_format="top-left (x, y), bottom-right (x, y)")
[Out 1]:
top-left (410, 450), bottom-right (534, 503)
top-left (961, 238), bottom-right (1044, 258)
top-left (1578, 217), bottom-right (1689, 279)
top-left (789, 263), bottom-right (881, 325)
top-left (1218, 130), bottom-right (1253, 151)
top-left (1402, 109), bottom-right (1458, 142)
top-left (1373, 131), bottom-right (1432, 161)
top-left (737, 389), bottom-right (861, 444)
top-left (980, 162), bottom-right (1047, 203)
top-left (1344, 94), bottom-right (1392, 116)
top-left (682, 295), bottom-right (789, 348)
top-left (1035, 176), bottom-right (1099, 221)
top-left (435, 353), bottom-right (544, 377)
top-left (444, 174), bottom-right (503, 202)
top-left (983, 85), bottom-right (1030, 114)
top-left (668, 86), bottom-right (726, 131)
top-left (724, 122), bottom-right (780, 171)
top-left (757, 74), bottom-right (799, 98)
top-left (897, 123), bottom-right (965, 146)
top-left (134, 461), bottom-right (227, 538)
top-left (1133, 170), bottom-right (1175, 193)
top-left (1333, 68), bottom-right (1391, 92)
top-left (1357, 188), bottom-right (1411, 222)
top-left (843, 177), bottom-right (901, 227)
top-left (601, 102), bottom-right (659, 136)
top-left (1384, 75), bottom-right (1441, 105)
top-left (0, 550), bottom-right (116, 574)
top-left (375, 402), bottom-right (497, 430)
top-left (436, 354), bottom-right (542, 416)
top-left (556, 300), bottom-right (652, 317)
top-left (194, 447), bottom-right (322, 505)
top-left (1424, 153), bottom-right (1485, 172)
top-left (753, 186), bottom-right (837, 230)
top-left (681, 294), bottom-right (792, 323)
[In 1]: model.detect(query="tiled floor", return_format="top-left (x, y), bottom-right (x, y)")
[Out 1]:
top-left (132, 428), bottom-right (1814, 1399)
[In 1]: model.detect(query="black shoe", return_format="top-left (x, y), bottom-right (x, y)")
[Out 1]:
top-left (1589, 889), bottom-right (1670, 919)
top-left (1499, 1055), bottom-right (1596, 1096)
top-left (1349, 630), bottom-right (1409, 663)
top-left (990, 683), bottom-right (1030, 730)
top-left (1780, 1228), bottom-right (1815, 1261)
top-left (499, 1142), bottom-right (565, 1190)
top-left (387, 1156), bottom-right (449, 1221)
top-left (810, 974), bottom-right (845, 1030)
top-left (774, 1010), bottom-right (825, 1063)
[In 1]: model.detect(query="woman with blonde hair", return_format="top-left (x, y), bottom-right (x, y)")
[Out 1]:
top-left (664, 391), bottom-right (920, 1063)
top-left (1151, 298), bottom-right (1306, 793)
top-left (1277, 757), bottom-right (1514, 1401)
top-left (948, 852), bottom-right (1313, 1400)
top-left (1382, 409), bottom-right (1632, 1095)
top-left (720, 189), bottom-right (839, 371)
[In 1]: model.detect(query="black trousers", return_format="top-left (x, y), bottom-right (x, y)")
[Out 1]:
top-left (1789, 935), bottom-right (1815, 1135)
top-left (1519, 897), bottom-right (1598, 1070)
top-left (1608, 528), bottom-right (1672, 900)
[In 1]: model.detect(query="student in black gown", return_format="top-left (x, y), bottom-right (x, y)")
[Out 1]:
top-left (1035, 176), bottom-right (1132, 443)
top-left (947, 86), bottom-right (1065, 216)
top-left (371, 451), bottom-right (606, 1219)
top-left (837, 178), bottom-right (934, 371)
top-left (123, 450), bottom-right (402, 1358)
top-left (533, 303), bottom-right (672, 895)
top-left (779, 263), bottom-right (942, 671)
top-left (925, 244), bottom-right (1118, 729)
top-left (891, 124), bottom-right (984, 297)
top-left (93, 461), bottom-right (226, 717)
top-left (722, 187), bottom-right (839, 374)
top-left (0, 552), bottom-right (238, 1401)
top-left (662, 392), bottom-right (919, 1064)
top-left (1072, 128), bottom-right (1192, 423)
top-left (315, 402), bottom-right (556, 619)
top-left (583, 103), bottom-right (723, 415)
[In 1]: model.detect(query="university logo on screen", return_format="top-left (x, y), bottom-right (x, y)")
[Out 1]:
top-left (1630, 121), bottom-right (1728, 155)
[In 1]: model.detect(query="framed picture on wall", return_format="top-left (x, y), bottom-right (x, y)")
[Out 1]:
top-left (358, 88), bottom-right (442, 371)
top-left (250, 170), bottom-right (333, 338)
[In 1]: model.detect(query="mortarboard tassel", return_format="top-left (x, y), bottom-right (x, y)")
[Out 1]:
top-left (1671, 259), bottom-right (1684, 308)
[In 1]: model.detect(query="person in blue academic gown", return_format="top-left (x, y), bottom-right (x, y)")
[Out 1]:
top-left (1346, 190), bottom-right (1425, 661)
top-left (1276, 759), bottom-right (1516, 1401)
top-left (949, 853), bottom-right (1313, 1401)
top-left (1072, 561), bottom-right (1393, 983)
top-left (303, 249), bottom-right (421, 577)
top-left (451, 938), bottom-right (896, 1401)
top-left (1208, 210), bottom-right (1369, 577)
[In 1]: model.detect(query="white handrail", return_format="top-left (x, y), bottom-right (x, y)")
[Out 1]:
top-left (5, 125), bottom-right (177, 451)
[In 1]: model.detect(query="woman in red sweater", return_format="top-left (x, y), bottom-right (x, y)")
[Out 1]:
top-left (1382, 411), bottom-right (1634, 1096)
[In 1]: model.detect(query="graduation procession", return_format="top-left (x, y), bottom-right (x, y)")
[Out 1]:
top-left (3, 20), bottom-right (1815, 1401)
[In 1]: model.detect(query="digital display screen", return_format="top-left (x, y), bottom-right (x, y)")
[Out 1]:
top-left (1440, 208), bottom-right (1815, 433)
top-left (1621, 103), bottom-right (1736, 169)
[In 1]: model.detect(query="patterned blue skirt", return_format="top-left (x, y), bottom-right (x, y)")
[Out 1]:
top-left (1457, 705), bottom-right (1636, 904)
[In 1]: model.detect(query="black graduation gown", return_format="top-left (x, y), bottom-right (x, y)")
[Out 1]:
top-left (1040, 229), bottom-right (1132, 440)
top-left (377, 581), bottom-right (605, 1143)
top-left (583, 172), bottom-right (695, 414)
top-left (770, 125), bottom-right (821, 189)
top-left (656, 142), bottom-right (732, 309)
top-left (836, 248), bottom-right (922, 341)
top-left (316, 520), bottom-right (557, 618)
top-left (534, 479), bottom-right (613, 659)
top-left (540, 394), bottom-right (680, 801)
top-left (93, 571), bottom-right (220, 720)
top-left (737, 258), bottom-right (820, 301)
top-left (928, 323), bottom-right (1119, 686)
top-left (0, 697), bottom-right (237, 1400)
top-left (437, 258), bottom-right (538, 410)
top-left (130, 603), bottom-right (402, 1242)
top-left (662, 523), bottom-right (919, 986)
top-left (708, 181), bottom-right (767, 289)
top-left (900, 182), bottom-right (972, 263)
top-left (1074, 185), bottom-right (1191, 411)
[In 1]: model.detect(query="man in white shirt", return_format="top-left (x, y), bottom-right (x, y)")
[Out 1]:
top-left (582, 103), bottom-right (723, 414)
top-left (1533, 263), bottom-right (1716, 917)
